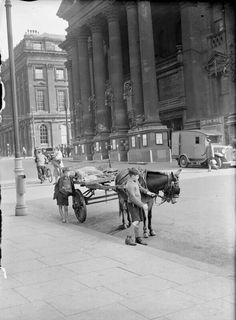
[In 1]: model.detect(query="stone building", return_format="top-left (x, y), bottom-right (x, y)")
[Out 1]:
top-left (0, 31), bottom-right (71, 157)
top-left (57, 0), bottom-right (235, 162)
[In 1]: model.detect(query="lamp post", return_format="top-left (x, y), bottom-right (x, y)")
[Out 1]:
top-left (65, 104), bottom-right (70, 146)
top-left (5, 0), bottom-right (27, 215)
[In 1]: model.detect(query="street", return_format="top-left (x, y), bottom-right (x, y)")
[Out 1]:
top-left (1, 157), bottom-right (235, 271)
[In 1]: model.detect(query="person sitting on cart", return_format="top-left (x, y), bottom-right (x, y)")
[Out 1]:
top-left (53, 167), bottom-right (75, 223)
top-left (125, 167), bottom-right (155, 246)
top-left (35, 149), bottom-right (48, 182)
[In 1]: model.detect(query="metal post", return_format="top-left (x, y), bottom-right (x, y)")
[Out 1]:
top-left (32, 111), bottom-right (36, 153)
top-left (5, 0), bottom-right (27, 215)
top-left (65, 105), bottom-right (70, 147)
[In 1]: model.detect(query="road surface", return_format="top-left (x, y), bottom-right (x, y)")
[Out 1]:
top-left (1, 157), bottom-right (235, 271)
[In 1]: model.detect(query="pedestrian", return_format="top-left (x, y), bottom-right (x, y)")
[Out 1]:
top-left (53, 167), bottom-right (74, 223)
top-left (52, 147), bottom-right (64, 182)
top-left (124, 167), bottom-right (155, 246)
top-left (35, 149), bottom-right (48, 182)
top-left (202, 138), bottom-right (215, 172)
top-left (22, 146), bottom-right (26, 158)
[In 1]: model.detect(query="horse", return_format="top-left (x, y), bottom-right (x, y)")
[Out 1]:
top-left (115, 168), bottom-right (181, 237)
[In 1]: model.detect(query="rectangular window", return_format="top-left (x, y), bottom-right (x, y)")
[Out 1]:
top-left (155, 133), bottom-right (163, 145)
top-left (36, 89), bottom-right (45, 111)
top-left (55, 68), bottom-right (65, 80)
top-left (195, 136), bottom-right (200, 144)
top-left (131, 136), bottom-right (136, 148)
top-left (57, 90), bottom-right (66, 111)
top-left (95, 142), bottom-right (100, 152)
top-left (32, 42), bottom-right (43, 50)
top-left (112, 139), bottom-right (116, 150)
top-left (81, 144), bottom-right (85, 154)
top-left (34, 67), bottom-right (44, 80)
top-left (142, 134), bottom-right (147, 147)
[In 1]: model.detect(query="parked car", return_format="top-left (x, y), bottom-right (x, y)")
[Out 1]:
top-left (171, 130), bottom-right (234, 168)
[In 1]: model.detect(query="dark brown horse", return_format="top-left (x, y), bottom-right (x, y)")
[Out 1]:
top-left (115, 168), bottom-right (181, 237)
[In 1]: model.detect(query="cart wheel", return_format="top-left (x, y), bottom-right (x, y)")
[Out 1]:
top-left (179, 155), bottom-right (189, 168)
top-left (46, 168), bottom-right (53, 183)
top-left (73, 190), bottom-right (87, 223)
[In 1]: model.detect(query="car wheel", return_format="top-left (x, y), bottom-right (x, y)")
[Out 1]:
top-left (179, 155), bottom-right (189, 168)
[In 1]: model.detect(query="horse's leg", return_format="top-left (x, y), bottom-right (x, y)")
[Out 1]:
top-left (120, 199), bottom-right (129, 229)
top-left (148, 201), bottom-right (156, 236)
top-left (143, 206), bottom-right (149, 238)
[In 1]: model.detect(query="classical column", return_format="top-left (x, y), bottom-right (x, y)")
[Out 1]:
top-left (106, 8), bottom-right (128, 132)
top-left (77, 27), bottom-right (94, 137)
top-left (180, 3), bottom-right (206, 128)
top-left (65, 59), bottom-right (76, 140)
top-left (138, 1), bottom-right (161, 124)
top-left (90, 20), bottom-right (110, 134)
top-left (68, 36), bottom-right (82, 138)
top-left (126, 2), bottom-right (144, 125)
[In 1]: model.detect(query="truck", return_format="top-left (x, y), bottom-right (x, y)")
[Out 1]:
top-left (171, 130), bottom-right (234, 168)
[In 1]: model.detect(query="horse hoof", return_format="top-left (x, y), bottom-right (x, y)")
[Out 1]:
top-left (149, 230), bottom-right (156, 236)
top-left (143, 232), bottom-right (149, 238)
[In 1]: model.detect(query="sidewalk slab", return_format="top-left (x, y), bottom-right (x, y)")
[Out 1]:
top-left (0, 204), bottom-right (234, 320)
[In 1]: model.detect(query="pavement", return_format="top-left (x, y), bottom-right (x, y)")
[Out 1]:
top-left (0, 158), bottom-right (235, 319)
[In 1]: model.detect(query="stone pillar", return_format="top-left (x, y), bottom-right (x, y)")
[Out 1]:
top-left (89, 20), bottom-right (110, 160)
top-left (77, 27), bottom-right (94, 160)
top-left (69, 37), bottom-right (82, 138)
top-left (65, 59), bottom-right (76, 141)
top-left (180, 3), bottom-right (206, 128)
top-left (126, 2), bottom-right (144, 126)
top-left (77, 27), bottom-right (94, 136)
top-left (138, 1), bottom-right (161, 124)
top-left (90, 21), bottom-right (110, 134)
top-left (106, 8), bottom-right (128, 132)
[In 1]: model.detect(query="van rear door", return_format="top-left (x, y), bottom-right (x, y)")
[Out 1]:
top-left (193, 133), bottom-right (206, 159)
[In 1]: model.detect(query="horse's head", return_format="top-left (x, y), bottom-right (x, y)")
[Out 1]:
top-left (144, 168), bottom-right (181, 204)
top-left (164, 169), bottom-right (181, 204)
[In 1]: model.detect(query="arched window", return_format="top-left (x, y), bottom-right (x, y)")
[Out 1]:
top-left (40, 124), bottom-right (48, 144)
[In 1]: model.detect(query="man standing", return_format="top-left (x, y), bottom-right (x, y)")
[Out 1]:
top-left (125, 168), bottom-right (155, 246)
top-left (202, 138), bottom-right (215, 171)
top-left (35, 149), bottom-right (48, 182)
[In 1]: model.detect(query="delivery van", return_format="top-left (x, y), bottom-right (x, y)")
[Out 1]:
top-left (171, 130), bottom-right (234, 168)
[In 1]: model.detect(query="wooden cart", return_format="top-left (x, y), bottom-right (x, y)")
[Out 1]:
top-left (72, 175), bottom-right (118, 223)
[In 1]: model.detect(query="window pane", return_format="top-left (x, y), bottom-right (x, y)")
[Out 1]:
top-left (131, 136), bottom-right (136, 147)
top-left (142, 134), bottom-right (147, 147)
top-left (155, 133), bottom-right (163, 145)
top-left (57, 90), bottom-right (66, 111)
top-left (36, 90), bottom-right (45, 110)
top-left (40, 125), bottom-right (48, 144)
top-left (35, 68), bottom-right (43, 79)
top-left (56, 69), bottom-right (64, 80)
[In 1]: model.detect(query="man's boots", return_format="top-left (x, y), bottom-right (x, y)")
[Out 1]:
top-left (125, 236), bottom-right (137, 246)
top-left (135, 237), bottom-right (148, 245)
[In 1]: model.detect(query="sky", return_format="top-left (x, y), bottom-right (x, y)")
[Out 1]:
top-left (0, 0), bottom-right (68, 61)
